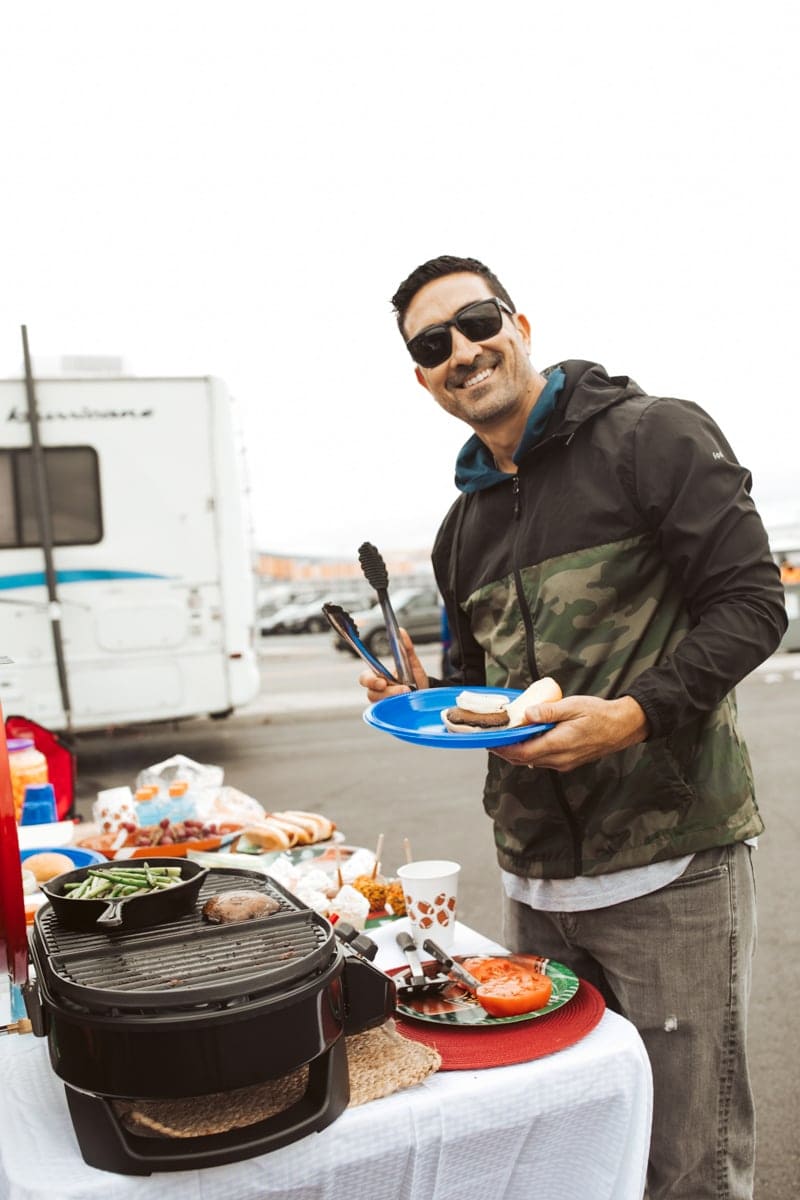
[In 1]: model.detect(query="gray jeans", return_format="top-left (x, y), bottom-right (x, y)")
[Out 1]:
top-left (502, 843), bottom-right (757, 1200)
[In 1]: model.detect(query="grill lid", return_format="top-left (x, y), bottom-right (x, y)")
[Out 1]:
top-left (32, 868), bottom-right (337, 1011)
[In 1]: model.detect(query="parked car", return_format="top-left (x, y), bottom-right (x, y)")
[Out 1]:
top-left (778, 560), bottom-right (800, 652)
top-left (332, 587), bottom-right (443, 657)
top-left (259, 599), bottom-right (313, 636)
top-left (260, 592), bottom-right (374, 636)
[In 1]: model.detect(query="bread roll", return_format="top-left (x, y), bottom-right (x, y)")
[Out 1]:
top-left (277, 810), bottom-right (335, 842)
top-left (236, 821), bottom-right (293, 852)
top-left (236, 810), bottom-right (334, 852)
top-left (24, 851), bottom-right (75, 883)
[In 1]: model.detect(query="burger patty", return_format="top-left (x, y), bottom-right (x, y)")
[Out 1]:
top-left (444, 706), bottom-right (510, 729)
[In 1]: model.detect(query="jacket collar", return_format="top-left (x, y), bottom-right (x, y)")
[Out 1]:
top-left (454, 360), bottom-right (643, 494)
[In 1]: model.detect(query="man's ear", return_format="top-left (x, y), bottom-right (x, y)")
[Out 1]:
top-left (415, 365), bottom-right (432, 393)
top-left (513, 312), bottom-right (532, 351)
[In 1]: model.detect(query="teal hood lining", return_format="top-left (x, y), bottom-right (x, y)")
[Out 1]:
top-left (454, 367), bottom-right (566, 494)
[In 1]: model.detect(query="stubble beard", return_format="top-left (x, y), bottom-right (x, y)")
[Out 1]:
top-left (446, 360), bottom-right (523, 429)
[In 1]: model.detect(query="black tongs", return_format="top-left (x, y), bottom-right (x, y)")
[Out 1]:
top-left (322, 603), bottom-right (402, 686)
top-left (357, 541), bottom-right (417, 689)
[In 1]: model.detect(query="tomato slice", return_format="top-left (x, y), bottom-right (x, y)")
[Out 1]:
top-left (462, 956), bottom-right (527, 984)
top-left (476, 970), bottom-right (553, 1017)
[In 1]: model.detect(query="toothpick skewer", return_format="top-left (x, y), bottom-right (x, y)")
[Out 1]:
top-left (372, 834), bottom-right (384, 879)
top-left (403, 837), bottom-right (413, 864)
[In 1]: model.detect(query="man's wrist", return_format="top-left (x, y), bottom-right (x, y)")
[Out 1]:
top-left (616, 695), bottom-right (651, 745)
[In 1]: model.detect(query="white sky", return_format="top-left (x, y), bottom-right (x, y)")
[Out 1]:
top-left (1, 1), bottom-right (798, 557)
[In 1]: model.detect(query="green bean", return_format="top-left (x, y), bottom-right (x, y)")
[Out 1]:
top-left (66, 863), bottom-right (184, 899)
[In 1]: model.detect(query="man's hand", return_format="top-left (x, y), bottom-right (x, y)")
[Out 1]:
top-left (492, 694), bottom-right (650, 772)
top-left (357, 628), bottom-right (430, 703)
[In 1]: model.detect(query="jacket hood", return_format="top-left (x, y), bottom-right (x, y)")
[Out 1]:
top-left (454, 360), bottom-right (645, 494)
top-left (551, 360), bottom-right (645, 437)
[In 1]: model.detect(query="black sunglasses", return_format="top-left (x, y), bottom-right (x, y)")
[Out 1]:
top-left (405, 297), bottom-right (514, 368)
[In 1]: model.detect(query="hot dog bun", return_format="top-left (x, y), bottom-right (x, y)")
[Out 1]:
top-left (235, 809), bottom-right (336, 852)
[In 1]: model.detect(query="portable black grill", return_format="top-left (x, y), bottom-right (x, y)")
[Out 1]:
top-left (23, 865), bottom-right (395, 1175)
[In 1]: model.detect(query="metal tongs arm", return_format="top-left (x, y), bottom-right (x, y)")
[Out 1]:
top-left (322, 604), bottom-right (401, 686)
top-left (357, 542), bottom-right (417, 690)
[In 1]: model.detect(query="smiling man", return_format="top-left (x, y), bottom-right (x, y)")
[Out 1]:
top-left (356, 254), bottom-right (787, 1200)
top-left (404, 272), bottom-right (543, 459)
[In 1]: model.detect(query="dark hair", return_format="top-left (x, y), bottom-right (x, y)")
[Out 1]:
top-left (391, 255), bottom-right (516, 336)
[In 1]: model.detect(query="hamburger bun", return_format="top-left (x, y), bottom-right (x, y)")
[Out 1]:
top-left (443, 678), bottom-right (563, 733)
top-left (23, 851), bottom-right (75, 884)
top-left (503, 677), bottom-right (563, 726)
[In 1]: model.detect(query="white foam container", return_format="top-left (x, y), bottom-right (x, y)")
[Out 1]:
top-left (16, 820), bottom-right (76, 850)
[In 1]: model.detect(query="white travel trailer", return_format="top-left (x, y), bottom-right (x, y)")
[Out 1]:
top-left (0, 374), bottom-right (260, 732)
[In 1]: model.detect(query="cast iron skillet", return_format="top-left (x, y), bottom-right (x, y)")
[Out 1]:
top-left (41, 857), bottom-right (209, 932)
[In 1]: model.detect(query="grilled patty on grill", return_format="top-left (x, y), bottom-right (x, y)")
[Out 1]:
top-left (202, 891), bottom-right (281, 924)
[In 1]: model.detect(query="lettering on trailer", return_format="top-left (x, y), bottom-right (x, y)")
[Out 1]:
top-left (6, 406), bottom-right (154, 423)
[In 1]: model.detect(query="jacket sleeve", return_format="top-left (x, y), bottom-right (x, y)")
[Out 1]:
top-left (622, 397), bottom-right (787, 738)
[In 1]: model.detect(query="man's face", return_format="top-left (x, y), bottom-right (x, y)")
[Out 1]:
top-left (403, 273), bottom-right (535, 430)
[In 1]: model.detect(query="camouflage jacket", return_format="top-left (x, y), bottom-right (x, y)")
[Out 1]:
top-left (432, 361), bottom-right (787, 879)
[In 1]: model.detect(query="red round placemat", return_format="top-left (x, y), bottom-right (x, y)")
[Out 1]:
top-left (391, 975), bottom-right (606, 1070)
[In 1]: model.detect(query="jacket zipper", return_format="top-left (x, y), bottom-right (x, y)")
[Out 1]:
top-left (511, 470), bottom-right (583, 876)
top-left (510, 474), bottom-right (537, 682)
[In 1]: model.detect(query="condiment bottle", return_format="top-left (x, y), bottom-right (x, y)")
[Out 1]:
top-left (7, 738), bottom-right (48, 822)
top-left (166, 780), bottom-right (197, 822)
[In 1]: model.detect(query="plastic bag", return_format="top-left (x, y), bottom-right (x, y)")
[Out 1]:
top-left (135, 754), bottom-right (224, 793)
top-left (193, 785), bottom-right (267, 825)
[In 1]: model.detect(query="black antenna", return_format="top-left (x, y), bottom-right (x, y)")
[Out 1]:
top-left (21, 326), bottom-right (73, 733)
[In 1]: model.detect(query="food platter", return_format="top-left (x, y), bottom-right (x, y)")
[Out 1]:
top-left (396, 954), bottom-right (579, 1027)
top-left (76, 824), bottom-right (242, 860)
top-left (364, 687), bottom-right (554, 749)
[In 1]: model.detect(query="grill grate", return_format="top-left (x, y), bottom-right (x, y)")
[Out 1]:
top-left (33, 868), bottom-right (336, 1012)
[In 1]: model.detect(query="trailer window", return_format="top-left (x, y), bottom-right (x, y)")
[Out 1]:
top-left (0, 446), bottom-right (103, 548)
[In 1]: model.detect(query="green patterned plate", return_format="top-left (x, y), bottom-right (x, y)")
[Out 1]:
top-left (396, 954), bottom-right (580, 1027)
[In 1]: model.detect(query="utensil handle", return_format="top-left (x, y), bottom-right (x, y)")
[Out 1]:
top-left (395, 930), bottom-right (416, 953)
top-left (95, 899), bottom-right (125, 928)
top-left (422, 938), bottom-right (481, 991)
top-left (378, 594), bottom-right (417, 690)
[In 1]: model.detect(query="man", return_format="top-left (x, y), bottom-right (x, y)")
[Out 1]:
top-left (358, 255), bottom-right (787, 1200)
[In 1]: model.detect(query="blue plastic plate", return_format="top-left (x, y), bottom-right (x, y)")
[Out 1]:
top-left (363, 687), bottom-right (554, 749)
top-left (20, 846), bottom-right (108, 869)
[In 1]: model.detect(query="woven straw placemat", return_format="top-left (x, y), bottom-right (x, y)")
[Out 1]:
top-left (114, 1020), bottom-right (440, 1139)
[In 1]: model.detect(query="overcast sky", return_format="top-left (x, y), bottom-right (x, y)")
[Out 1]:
top-left (2, 1), bottom-right (798, 558)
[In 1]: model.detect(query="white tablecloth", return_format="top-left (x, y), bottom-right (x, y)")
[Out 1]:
top-left (0, 921), bottom-right (652, 1200)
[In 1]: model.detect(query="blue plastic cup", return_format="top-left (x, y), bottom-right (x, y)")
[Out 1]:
top-left (20, 782), bottom-right (58, 825)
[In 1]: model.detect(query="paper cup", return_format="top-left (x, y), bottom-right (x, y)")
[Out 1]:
top-left (396, 859), bottom-right (460, 950)
top-left (92, 786), bottom-right (139, 835)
